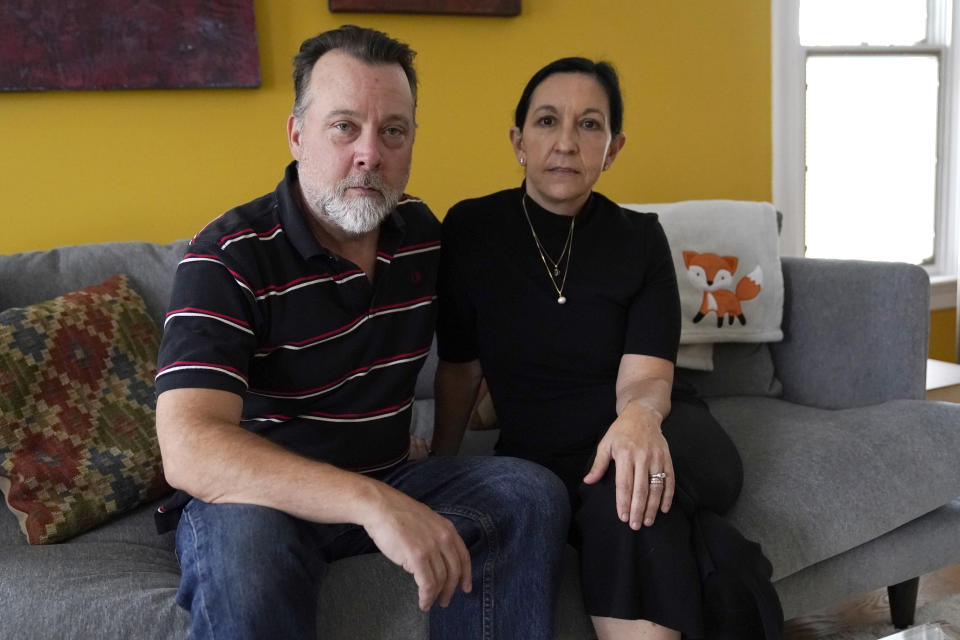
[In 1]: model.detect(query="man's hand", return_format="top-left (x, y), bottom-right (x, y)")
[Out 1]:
top-left (362, 486), bottom-right (472, 611)
top-left (583, 402), bottom-right (675, 530)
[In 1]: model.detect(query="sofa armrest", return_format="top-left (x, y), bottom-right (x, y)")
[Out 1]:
top-left (770, 257), bottom-right (929, 409)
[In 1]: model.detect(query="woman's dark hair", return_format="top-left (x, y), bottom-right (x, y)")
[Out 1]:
top-left (514, 57), bottom-right (623, 136)
top-left (292, 25), bottom-right (418, 122)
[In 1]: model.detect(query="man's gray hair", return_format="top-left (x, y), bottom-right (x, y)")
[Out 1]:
top-left (291, 25), bottom-right (418, 125)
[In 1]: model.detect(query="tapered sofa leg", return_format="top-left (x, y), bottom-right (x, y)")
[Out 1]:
top-left (888, 577), bottom-right (920, 629)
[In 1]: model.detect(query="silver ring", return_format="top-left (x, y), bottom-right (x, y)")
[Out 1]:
top-left (649, 472), bottom-right (668, 480)
top-left (649, 477), bottom-right (664, 485)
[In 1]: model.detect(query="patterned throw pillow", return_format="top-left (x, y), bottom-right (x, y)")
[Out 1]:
top-left (0, 275), bottom-right (167, 544)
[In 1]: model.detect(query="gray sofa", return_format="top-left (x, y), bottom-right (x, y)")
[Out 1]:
top-left (2, 239), bottom-right (960, 640)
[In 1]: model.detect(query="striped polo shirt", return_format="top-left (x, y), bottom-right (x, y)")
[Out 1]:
top-left (155, 162), bottom-right (440, 474)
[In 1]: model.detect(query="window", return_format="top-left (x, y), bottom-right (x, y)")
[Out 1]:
top-left (773, 0), bottom-right (959, 309)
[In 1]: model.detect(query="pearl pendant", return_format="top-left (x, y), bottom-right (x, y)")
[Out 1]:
top-left (557, 296), bottom-right (567, 304)
top-left (553, 267), bottom-right (560, 276)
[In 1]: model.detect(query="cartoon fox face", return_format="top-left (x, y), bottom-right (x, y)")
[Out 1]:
top-left (681, 251), bottom-right (763, 328)
top-left (682, 252), bottom-right (739, 292)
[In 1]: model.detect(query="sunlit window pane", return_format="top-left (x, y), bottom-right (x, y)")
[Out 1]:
top-left (804, 55), bottom-right (938, 263)
top-left (800, 0), bottom-right (927, 46)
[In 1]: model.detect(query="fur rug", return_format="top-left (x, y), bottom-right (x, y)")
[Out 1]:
top-left (818, 594), bottom-right (960, 639)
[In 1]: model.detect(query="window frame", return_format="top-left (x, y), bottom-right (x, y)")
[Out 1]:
top-left (772, 0), bottom-right (959, 310)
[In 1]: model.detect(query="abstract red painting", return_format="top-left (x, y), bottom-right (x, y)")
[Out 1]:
top-left (0, 0), bottom-right (260, 91)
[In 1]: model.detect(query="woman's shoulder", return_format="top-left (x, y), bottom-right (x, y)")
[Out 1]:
top-left (593, 192), bottom-right (664, 230)
top-left (445, 187), bottom-right (521, 225)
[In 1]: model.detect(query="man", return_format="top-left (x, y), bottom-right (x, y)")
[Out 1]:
top-left (154, 25), bottom-right (569, 640)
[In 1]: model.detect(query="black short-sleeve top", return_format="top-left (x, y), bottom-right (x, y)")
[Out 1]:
top-left (437, 187), bottom-right (680, 457)
top-left (155, 162), bottom-right (441, 474)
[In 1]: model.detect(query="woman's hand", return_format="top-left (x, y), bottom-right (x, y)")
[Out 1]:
top-left (408, 435), bottom-right (431, 461)
top-left (584, 404), bottom-right (675, 530)
top-left (588, 353), bottom-right (675, 529)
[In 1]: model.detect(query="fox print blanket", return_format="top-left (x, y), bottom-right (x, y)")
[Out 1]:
top-left (622, 200), bottom-right (784, 366)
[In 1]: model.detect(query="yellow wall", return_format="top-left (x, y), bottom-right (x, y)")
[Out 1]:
top-left (0, 0), bottom-right (771, 254)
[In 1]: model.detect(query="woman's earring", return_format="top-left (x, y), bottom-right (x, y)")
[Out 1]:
top-left (519, 157), bottom-right (526, 166)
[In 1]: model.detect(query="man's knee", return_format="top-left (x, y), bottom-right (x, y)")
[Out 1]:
top-left (176, 501), bottom-right (326, 637)
top-left (180, 500), bottom-right (298, 546)
top-left (434, 456), bottom-right (570, 547)
top-left (177, 501), bottom-right (323, 580)
top-left (485, 456), bottom-right (570, 524)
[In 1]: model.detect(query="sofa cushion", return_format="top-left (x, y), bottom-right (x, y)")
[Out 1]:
top-left (708, 396), bottom-right (960, 581)
top-left (0, 499), bottom-right (178, 638)
top-left (0, 537), bottom-right (187, 640)
top-left (0, 275), bottom-right (168, 544)
top-left (677, 343), bottom-right (782, 398)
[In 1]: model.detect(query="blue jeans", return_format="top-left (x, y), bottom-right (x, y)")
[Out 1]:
top-left (174, 455), bottom-right (570, 640)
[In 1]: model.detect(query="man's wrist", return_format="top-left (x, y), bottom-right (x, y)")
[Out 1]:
top-left (349, 473), bottom-right (388, 527)
top-left (350, 473), bottom-right (415, 530)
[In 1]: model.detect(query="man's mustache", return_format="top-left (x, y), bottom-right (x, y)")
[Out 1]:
top-left (337, 173), bottom-right (386, 197)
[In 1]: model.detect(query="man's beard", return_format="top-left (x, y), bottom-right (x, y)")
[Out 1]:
top-left (305, 172), bottom-right (403, 236)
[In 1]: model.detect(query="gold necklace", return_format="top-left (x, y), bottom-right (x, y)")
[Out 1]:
top-left (521, 192), bottom-right (575, 304)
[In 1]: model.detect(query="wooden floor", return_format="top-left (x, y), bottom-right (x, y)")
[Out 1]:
top-left (785, 563), bottom-right (960, 639)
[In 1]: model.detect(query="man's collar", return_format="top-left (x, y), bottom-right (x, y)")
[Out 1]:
top-left (277, 161), bottom-right (407, 262)
top-left (277, 162), bottom-right (326, 261)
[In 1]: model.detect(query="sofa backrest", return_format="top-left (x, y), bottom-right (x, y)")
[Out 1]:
top-left (770, 257), bottom-right (928, 407)
top-left (0, 240), bottom-right (189, 329)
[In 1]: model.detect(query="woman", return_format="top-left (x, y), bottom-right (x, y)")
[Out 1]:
top-left (430, 57), bottom-right (779, 639)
